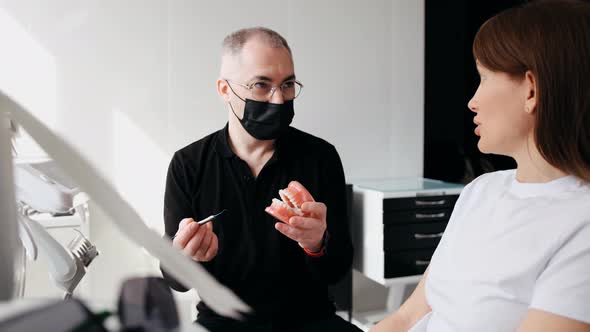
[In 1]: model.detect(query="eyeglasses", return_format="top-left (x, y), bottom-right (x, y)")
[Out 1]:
top-left (225, 79), bottom-right (304, 102)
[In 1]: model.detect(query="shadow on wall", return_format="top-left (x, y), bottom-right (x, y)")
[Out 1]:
top-left (0, 7), bottom-right (56, 158)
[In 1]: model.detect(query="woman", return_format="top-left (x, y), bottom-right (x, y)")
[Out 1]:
top-left (371, 1), bottom-right (590, 331)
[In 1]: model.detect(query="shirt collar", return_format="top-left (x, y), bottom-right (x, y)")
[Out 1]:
top-left (214, 123), bottom-right (234, 159)
top-left (214, 123), bottom-right (291, 162)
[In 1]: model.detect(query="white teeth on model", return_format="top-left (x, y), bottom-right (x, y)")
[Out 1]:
top-left (286, 191), bottom-right (298, 208)
top-left (278, 189), bottom-right (299, 209)
top-left (272, 198), bottom-right (286, 207)
top-left (279, 191), bottom-right (292, 209)
top-left (272, 196), bottom-right (303, 216)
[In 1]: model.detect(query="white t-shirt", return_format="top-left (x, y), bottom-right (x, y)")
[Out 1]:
top-left (409, 170), bottom-right (590, 332)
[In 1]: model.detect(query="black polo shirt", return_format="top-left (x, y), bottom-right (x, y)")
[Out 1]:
top-left (160, 124), bottom-right (353, 326)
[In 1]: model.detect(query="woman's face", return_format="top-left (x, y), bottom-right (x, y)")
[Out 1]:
top-left (467, 62), bottom-right (535, 157)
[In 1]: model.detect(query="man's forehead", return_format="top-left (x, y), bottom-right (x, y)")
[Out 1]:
top-left (241, 66), bottom-right (295, 81)
top-left (223, 59), bottom-right (295, 82)
top-left (222, 38), bottom-right (294, 81)
top-left (240, 53), bottom-right (293, 75)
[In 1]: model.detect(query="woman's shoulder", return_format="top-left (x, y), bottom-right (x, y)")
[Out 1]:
top-left (462, 169), bottom-right (515, 195)
top-left (446, 170), bottom-right (515, 217)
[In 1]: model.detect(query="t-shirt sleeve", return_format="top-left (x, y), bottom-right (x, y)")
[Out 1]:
top-left (530, 222), bottom-right (590, 323)
top-left (160, 152), bottom-right (192, 292)
top-left (163, 152), bottom-right (193, 239)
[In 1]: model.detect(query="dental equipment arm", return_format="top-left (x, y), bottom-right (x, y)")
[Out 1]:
top-left (7, 104), bottom-right (98, 299)
top-left (17, 211), bottom-right (98, 299)
top-left (1, 90), bottom-right (250, 319)
top-left (0, 113), bottom-right (17, 301)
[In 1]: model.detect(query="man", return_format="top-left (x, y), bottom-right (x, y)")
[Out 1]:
top-left (161, 27), bottom-right (360, 332)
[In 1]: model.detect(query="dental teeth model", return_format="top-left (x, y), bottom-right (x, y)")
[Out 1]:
top-left (265, 181), bottom-right (314, 224)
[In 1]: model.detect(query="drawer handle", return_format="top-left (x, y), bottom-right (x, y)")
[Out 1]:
top-left (415, 212), bottom-right (446, 219)
top-left (414, 232), bottom-right (444, 240)
top-left (415, 260), bottom-right (430, 266)
top-left (415, 199), bottom-right (446, 206)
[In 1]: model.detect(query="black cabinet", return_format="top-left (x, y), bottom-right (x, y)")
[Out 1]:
top-left (382, 194), bottom-right (458, 278)
top-left (352, 178), bottom-right (463, 284)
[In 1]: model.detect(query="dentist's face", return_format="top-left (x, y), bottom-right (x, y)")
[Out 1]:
top-left (219, 37), bottom-right (295, 118)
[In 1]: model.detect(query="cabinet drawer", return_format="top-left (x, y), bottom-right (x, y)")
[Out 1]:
top-left (384, 249), bottom-right (435, 278)
top-left (383, 195), bottom-right (459, 212)
top-left (384, 222), bottom-right (446, 251)
top-left (383, 208), bottom-right (451, 225)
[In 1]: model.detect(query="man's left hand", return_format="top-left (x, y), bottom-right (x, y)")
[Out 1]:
top-left (275, 201), bottom-right (327, 253)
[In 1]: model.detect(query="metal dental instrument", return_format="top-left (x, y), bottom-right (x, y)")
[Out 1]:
top-left (197, 209), bottom-right (227, 225)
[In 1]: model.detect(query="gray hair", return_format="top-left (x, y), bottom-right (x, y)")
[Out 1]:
top-left (222, 27), bottom-right (291, 56)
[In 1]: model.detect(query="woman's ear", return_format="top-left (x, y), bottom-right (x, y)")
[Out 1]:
top-left (524, 71), bottom-right (537, 114)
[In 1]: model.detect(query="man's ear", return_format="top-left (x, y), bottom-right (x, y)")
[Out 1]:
top-left (524, 70), bottom-right (537, 114)
top-left (217, 79), bottom-right (231, 103)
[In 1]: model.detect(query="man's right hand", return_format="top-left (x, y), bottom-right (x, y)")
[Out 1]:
top-left (172, 218), bottom-right (218, 262)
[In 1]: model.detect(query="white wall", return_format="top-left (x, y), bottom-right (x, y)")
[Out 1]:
top-left (0, 0), bottom-right (424, 311)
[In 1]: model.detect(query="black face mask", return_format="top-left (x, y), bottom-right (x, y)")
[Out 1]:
top-left (230, 99), bottom-right (294, 140)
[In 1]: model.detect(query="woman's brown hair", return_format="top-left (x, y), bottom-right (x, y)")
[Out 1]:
top-left (473, 0), bottom-right (590, 181)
